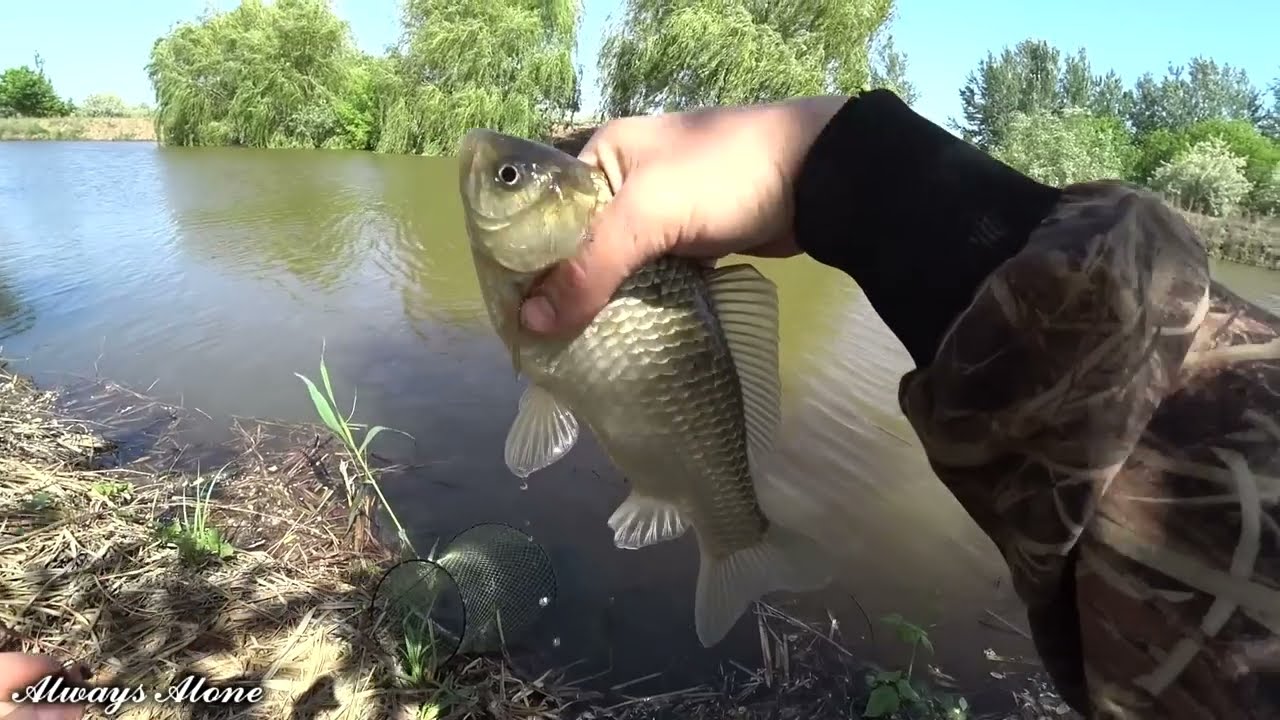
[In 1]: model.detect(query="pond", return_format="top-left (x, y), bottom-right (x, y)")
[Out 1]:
top-left (2, 141), bottom-right (1277, 700)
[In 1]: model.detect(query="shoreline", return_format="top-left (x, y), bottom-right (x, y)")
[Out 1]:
top-left (0, 117), bottom-right (156, 142)
top-left (0, 364), bottom-right (1067, 719)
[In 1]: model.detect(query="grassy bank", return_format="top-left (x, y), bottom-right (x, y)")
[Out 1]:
top-left (0, 116), bottom-right (155, 141)
top-left (0, 364), bottom-right (1068, 719)
top-left (1179, 210), bottom-right (1280, 270)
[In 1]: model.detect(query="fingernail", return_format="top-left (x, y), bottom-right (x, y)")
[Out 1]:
top-left (521, 296), bottom-right (556, 333)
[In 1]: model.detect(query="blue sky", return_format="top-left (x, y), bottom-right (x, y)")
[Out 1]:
top-left (1, 0), bottom-right (1276, 128)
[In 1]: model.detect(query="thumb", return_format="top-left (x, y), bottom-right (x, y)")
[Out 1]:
top-left (520, 193), bottom-right (671, 336)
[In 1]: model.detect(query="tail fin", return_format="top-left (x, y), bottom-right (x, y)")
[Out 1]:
top-left (693, 524), bottom-right (832, 647)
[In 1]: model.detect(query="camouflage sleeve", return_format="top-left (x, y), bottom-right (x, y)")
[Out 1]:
top-left (896, 180), bottom-right (1212, 608)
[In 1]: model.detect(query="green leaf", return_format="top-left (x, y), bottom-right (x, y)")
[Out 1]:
top-left (863, 685), bottom-right (900, 717)
top-left (894, 679), bottom-right (919, 702)
top-left (319, 349), bottom-right (338, 408)
top-left (357, 425), bottom-right (389, 459)
top-left (295, 372), bottom-right (343, 436)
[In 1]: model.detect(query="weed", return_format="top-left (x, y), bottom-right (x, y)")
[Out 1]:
top-left (862, 614), bottom-right (969, 720)
top-left (91, 479), bottom-right (131, 500)
top-left (21, 491), bottom-right (54, 512)
top-left (156, 472), bottom-right (235, 565)
top-left (295, 345), bottom-right (414, 554)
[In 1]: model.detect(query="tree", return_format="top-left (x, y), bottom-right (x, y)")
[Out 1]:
top-left (76, 93), bottom-right (129, 117)
top-left (0, 53), bottom-right (70, 117)
top-left (1130, 118), bottom-right (1280, 212)
top-left (597, 0), bottom-right (898, 119)
top-left (1127, 57), bottom-right (1263, 137)
top-left (1254, 163), bottom-right (1280, 215)
top-left (868, 30), bottom-right (917, 105)
top-left (1149, 137), bottom-right (1253, 217)
top-left (991, 108), bottom-right (1133, 187)
top-left (148, 0), bottom-right (360, 148)
top-left (381, 0), bottom-right (581, 154)
top-left (954, 41), bottom-right (1128, 149)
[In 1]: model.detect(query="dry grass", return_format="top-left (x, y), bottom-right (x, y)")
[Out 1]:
top-left (0, 366), bottom-right (585, 719)
top-left (0, 117), bottom-right (156, 142)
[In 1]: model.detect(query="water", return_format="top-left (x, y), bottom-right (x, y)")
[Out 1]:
top-left (2, 141), bottom-right (1277, 697)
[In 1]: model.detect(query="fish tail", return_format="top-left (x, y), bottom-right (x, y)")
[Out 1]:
top-left (692, 524), bottom-right (832, 647)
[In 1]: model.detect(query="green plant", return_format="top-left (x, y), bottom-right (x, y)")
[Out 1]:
top-left (0, 54), bottom-right (71, 118)
top-left (1150, 136), bottom-right (1254, 216)
top-left (992, 107), bottom-right (1135, 186)
top-left (862, 614), bottom-right (969, 720)
top-left (294, 347), bottom-right (414, 553)
top-left (91, 480), bottom-right (132, 500)
top-left (156, 473), bottom-right (235, 565)
top-left (21, 491), bottom-right (54, 513)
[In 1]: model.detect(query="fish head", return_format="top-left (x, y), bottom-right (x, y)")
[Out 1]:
top-left (457, 129), bottom-right (603, 275)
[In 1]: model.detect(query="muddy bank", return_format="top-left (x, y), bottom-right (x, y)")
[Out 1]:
top-left (0, 117), bottom-right (156, 142)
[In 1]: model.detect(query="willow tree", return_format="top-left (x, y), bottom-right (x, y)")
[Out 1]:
top-left (596, 0), bottom-right (904, 119)
top-left (378, 0), bottom-right (581, 155)
top-left (147, 0), bottom-right (360, 148)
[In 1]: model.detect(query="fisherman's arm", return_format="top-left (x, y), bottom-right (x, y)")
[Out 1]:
top-left (788, 89), bottom-right (1213, 597)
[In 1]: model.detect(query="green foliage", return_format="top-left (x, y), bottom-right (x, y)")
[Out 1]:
top-left (148, 0), bottom-right (362, 148)
top-left (378, 0), bottom-right (581, 154)
top-left (1254, 164), bottom-right (1280, 215)
top-left (0, 54), bottom-right (72, 118)
top-left (1149, 137), bottom-right (1254, 217)
top-left (74, 92), bottom-right (151, 118)
top-left (146, 0), bottom-right (580, 155)
top-left (1130, 118), bottom-right (1280, 211)
top-left (1128, 57), bottom-right (1263, 137)
top-left (156, 474), bottom-right (235, 565)
top-left (993, 108), bottom-right (1134, 187)
top-left (954, 41), bottom-right (1128, 149)
top-left (862, 614), bottom-right (968, 720)
top-left (597, 0), bottom-right (897, 118)
top-left (295, 348), bottom-right (415, 554)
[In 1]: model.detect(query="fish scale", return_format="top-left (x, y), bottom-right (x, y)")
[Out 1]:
top-left (531, 258), bottom-right (770, 557)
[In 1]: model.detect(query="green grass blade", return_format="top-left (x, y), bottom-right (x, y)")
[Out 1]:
top-left (357, 425), bottom-right (389, 458)
top-left (295, 372), bottom-right (344, 436)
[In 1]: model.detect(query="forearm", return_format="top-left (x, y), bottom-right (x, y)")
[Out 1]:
top-left (789, 89), bottom-right (1063, 367)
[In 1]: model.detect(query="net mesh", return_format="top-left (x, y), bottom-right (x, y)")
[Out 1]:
top-left (370, 523), bottom-right (556, 664)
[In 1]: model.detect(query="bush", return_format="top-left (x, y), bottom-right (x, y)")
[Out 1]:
top-left (1149, 137), bottom-right (1253, 217)
top-left (992, 108), bottom-right (1134, 187)
top-left (76, 93), bottom-right (128, 117)
top-left (1253, 164), bottom-right (1280, 215)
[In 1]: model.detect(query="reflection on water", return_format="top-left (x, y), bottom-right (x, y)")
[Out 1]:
top-left (1, 141), bottom-right (1278, 695)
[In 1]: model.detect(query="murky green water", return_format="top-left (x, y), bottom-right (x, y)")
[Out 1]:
top-left (2, 141), bottom-right (1277, 696)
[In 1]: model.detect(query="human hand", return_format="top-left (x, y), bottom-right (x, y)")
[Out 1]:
top-left (0, 654), bottom-right (86, 720)
top-left (520, 95), bottom-right (848, 336)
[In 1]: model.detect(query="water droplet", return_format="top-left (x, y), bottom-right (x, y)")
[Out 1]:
top-left (538, 596), bottom-right (550, 607)
top-left (519, 482), bottom-right (529, 491)
top-left (552, 636), bottom-right (561, 648)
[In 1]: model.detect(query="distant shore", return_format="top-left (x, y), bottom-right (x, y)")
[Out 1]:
top-left (0, 116), bottom-right (156, 141)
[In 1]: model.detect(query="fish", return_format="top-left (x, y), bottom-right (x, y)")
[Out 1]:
top-left (456, 129), bottom-right (835, 647)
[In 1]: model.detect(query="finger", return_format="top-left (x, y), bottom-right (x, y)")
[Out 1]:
top-left (521, 198), bottom-right (667, 337)
top-left (0, 655), bottom-right (85, 720)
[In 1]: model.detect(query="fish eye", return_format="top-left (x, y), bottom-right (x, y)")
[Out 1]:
top-left (496, 163), bottom-right (521, 188)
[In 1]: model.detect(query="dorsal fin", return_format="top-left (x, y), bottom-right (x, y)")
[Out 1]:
top-left (705, 264), bottom-right (782, 460)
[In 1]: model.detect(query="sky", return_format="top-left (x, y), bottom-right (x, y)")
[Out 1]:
top-left (1, 0), bottom-right (1276, 129)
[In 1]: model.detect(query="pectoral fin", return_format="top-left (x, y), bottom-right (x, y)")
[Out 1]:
top-left (608, 492), bottom-right (690, 549)
top-left (704, 264), bottom-right (782, 463)
top-left (504, 384), bottom-right (579, 478)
